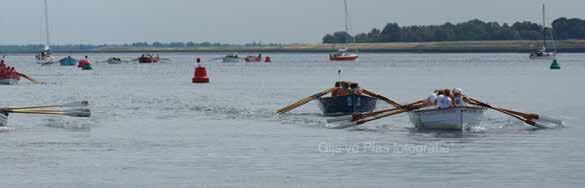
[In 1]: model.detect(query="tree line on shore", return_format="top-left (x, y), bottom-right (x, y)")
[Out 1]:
top-left (0, 41), bottom-right (283, 53)
top-left (323, 17), bottom-right (585, 43)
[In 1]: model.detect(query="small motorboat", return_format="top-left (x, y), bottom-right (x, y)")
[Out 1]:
top-left (37, 53), bottom-right (57, 65)
top-left (0, 112), bottom-right (7, 127)
top-left (138, 54), bottom-right (160, 63)
top-left (329, 48), bottom-right (359, 61)
top-left (222, 53), bottom-right (241, 63)
top-left (529, 47), bottom-right (556, 59)
top-left (318, 94), bottom-right (377, 116)
top-left (408, 106), bottom-right (486, 131)
top-left (59, 56), bottom-right (77, 66)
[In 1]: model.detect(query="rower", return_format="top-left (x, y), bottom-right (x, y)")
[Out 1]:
top-left (437, 90), bottom-right (453, 109)
top-left (427, 90), bottom-right (439, 106)
top-left (452, 88), bottom-right (466, 107)
top-left (349, 82), bottom-right (363, 95)
top-left (332, 82), bottom-right (342, 97)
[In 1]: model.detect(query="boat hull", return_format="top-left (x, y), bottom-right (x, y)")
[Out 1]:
top-left (317, 95), bottom-right (377, 117)
top-left (329, 54), bottom-right (359, 61)
top-left (222, 57), bottom-right (241, 63)
top-left (37, 56), bottom-right (57, 65)
top-left (408, 106), bottom-right (486, 131)
top-left (139, 57), bottom-right (160, 63)
top-left (529, 53), bottom-right (556, 59)
top-left (0, 113), bottom-right (7, 127)
top-left (0, 78), bottom-right (20, 85)
top-left (59, 58), bottom-right (77, 66)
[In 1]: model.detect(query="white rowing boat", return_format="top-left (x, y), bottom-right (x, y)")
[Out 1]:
top-left (0, 78), bottom-right (20, 85)
top-left (408, 106), bottom-right (486, 131)
top-left (0, 113), bottom-right (7, 127)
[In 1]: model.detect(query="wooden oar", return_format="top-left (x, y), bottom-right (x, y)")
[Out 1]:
top-left (464, 96), bottom-right (559, 128)
top-left (327, 99), bottom-right (427, 123)
top-left (361, 89), bottom-right (402, 108)
top-left (277, 88), bottom-right (335, 114)
top-left (329, 100), bottom-right (429, 129)
top-left (16, 72), bottom-right (42, 84)
top-left (4, 109), bottom-right (91, 117)
top-left (3, 101), bottom-right (89, 111)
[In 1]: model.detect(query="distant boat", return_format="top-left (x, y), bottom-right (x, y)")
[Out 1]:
top-left (530, 4), bottom-right (556, 59)
top-left (138, 54), bottom-right (160, 63)
top-left (222, 53), bottom-right (241, 63)
top-left (107, 57), bottom-right (123, 64)
top-left (329, 0), bottom-right (359, 62)
top-left (36, 0), bottom-right (57, 65)
top-left (0, 61), bottom-right (21, 85)
top-left (408, 106), bottom-right (486, 131)
top-left (59, 56), bottom-right (78, 66)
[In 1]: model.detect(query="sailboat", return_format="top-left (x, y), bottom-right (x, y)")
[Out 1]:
top-left (529, 4), bottom-right (556, 59)
top-left (36, 0), bottom-right (57, 65)
top-left (329, 0), bottom-right (359, 61)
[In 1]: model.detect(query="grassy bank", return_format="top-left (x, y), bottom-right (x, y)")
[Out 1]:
top-left (90, 40), bottom-right (585, 53)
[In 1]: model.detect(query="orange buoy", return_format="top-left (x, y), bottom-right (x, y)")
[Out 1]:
top-left (192, 62), bottom-right (209, 83)
top-left (264, 56), bottom-right (271, 63)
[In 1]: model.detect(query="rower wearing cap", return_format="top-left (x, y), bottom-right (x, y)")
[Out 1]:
top-left (452, 88), bottom-right (466, 107)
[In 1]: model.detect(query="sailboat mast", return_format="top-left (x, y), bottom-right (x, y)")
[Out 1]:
top-left (44, 0), bottom-right (51, 50)
top-left (344, 0), bottom-right (350, 43)
top-left (542, 3), bottom-right (546, 48)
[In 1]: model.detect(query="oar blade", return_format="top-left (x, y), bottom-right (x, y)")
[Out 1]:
top-left (326, 115), bottom-right (354, 123)
top-left (64, 110), bottom-right (91, 117)
top-left (537, 115), bottom-right (564, 125)
top-left (61, 101), bottom-right (89, 108)
top-left (329, 121), bottom-right (358, 129)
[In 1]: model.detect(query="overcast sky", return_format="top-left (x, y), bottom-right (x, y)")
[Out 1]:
top-left (0, 0), bottom-right (582, 45)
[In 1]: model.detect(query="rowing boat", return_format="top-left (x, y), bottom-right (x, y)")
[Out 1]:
top-left (408, 106), bottom-right (486, 130)
top-left (318, 94), bottom-right (377, 117)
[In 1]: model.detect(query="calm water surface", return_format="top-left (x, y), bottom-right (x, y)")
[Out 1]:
top-left (1, 53), bottom-right (584, 187)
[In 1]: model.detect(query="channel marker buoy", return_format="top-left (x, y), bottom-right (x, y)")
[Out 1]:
top-left (550, 59), bottom-right (561, 70)
top-left (192, 58), bottom-right (209, 83)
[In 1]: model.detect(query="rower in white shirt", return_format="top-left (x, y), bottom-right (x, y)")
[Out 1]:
top-left (452, 88), bottom-right (466, 107)
top-left (437, 89), bottom-right (453, 109)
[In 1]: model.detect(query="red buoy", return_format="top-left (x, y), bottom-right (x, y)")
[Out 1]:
top-left (192, 62), bottom-right (209, 83)
top-left (264, 56), bottom-right (271, 63)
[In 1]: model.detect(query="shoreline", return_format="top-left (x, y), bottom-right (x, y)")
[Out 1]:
top-left (3, 40), bottom-right (585, 53)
